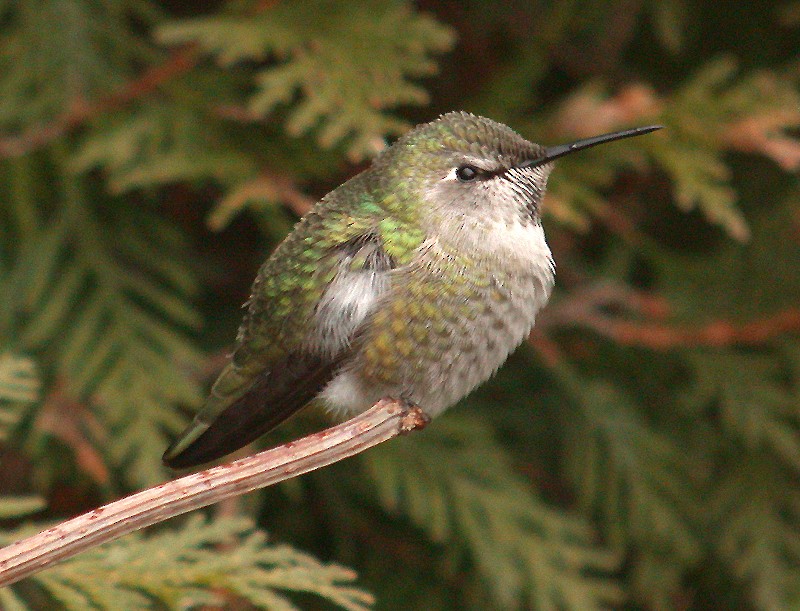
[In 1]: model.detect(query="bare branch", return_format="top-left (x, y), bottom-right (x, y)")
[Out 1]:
top-left (0, 399), bottom-right (428, 587)
top-left (208, 171), bottom-right (318, 231)
top-left (577, 306), bottom-right (800, 348)
top-left (0, 47), bottom-right (199, 159)
top-left (536, 282), bottom-right (800, 349)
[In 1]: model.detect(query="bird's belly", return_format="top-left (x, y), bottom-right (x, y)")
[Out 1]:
top-left (320, 260), bottom-right (553, 418)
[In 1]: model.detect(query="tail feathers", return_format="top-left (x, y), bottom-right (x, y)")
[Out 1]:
top-left (162, 418), bottom-right (211, 466)
top-left (162, 381), bottom-right (308, 469)
top-left (163, 354), bottom-right (342, 469)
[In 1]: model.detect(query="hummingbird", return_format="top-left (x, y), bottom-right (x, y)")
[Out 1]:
top-left (163, 112), bottom-right (661, 469)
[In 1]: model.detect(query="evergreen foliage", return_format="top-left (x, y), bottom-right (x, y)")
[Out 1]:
top-left (1, 0), bottom-right (799, 609)
top-left (364, 416), bottom-right (625, 609)
top-left (0, 517), bottom-right (373, 611)
top-left (0, 352), bottom-right (45, 519)
top-left (157, 0), bottom-right (455, 160)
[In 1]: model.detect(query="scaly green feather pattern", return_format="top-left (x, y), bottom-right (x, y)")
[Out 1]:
top-left (199, 167), bottom-right (426, 421)
top-left (173, 111), bottom-right (542, 446)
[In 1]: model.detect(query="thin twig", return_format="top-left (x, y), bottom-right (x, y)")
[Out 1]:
top-left (578, 307), bottom-right (800, 348)
top-left (537, 282), bottom-right (800, 349)
top-left (0, 47), bottom-right (199, 159)
top-left (0, 399), bottom-right (429, 587)
top-left (208, 171), bottom-right (318, 231)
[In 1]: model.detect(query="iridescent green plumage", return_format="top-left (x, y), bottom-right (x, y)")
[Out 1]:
top-left (164, 174), bottom-right (409, 464)
top-left (164, 112), bottom-right (660, 468)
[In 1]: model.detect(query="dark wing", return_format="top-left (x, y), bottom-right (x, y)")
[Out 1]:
top-left (162, 352), bottom-right (345, 469)
top-left (163, 227), bottom-right (394, 469)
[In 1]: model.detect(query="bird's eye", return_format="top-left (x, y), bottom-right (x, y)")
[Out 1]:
top-left (456, 165), bottom-right (480, 182)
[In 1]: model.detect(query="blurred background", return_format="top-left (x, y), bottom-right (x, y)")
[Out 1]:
top-left (1, 1), bottom-right (800, 609)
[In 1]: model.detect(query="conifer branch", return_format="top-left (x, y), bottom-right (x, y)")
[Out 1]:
top-left (208, 171), bottom-right (317, 230)
top-left (583, 306), bottom-right (800, 348)
top-left (538, 284), bottom-right (800, 349)
top-left (0, 399), bottom-right (428, 587)
top-left (0, 47), bottom-right (199, 159)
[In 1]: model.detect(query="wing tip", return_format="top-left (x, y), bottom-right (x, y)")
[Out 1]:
top-left (162, 442), bottom-right (195, 470)
top-left (162, 440), bottom-right (218, 470)
top-left (162, 450), bottom-right (199, 470)
top-left (162, 422), bottom-right (212, 470)
top-left (163, 355), bottom-right (338, 470)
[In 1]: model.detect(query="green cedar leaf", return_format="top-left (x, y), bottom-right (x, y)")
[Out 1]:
top-left (364, 415), bottom-right (625, 610)
top-left (158, 0), bottom-right (455, 160)
top-left (4, 516), bottom-right (373, 611)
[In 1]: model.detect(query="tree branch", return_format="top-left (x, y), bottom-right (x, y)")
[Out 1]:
top-left (536, 282), bottom-right (800, 349)
top-left (0, 47), bottom-right (199, 159)
top-left (578, 306), bottom-right (800, 348)
top-left (0, 399), bottom-right (428, 587)
top-left (208, 171), bottom-right (317, 231)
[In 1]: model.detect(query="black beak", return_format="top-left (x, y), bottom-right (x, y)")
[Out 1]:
top-left (521, 125), bottom-right (663, 169)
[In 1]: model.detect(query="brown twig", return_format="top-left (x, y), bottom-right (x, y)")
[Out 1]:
top-left (579, 307), bottom-right (800, 349)
top-left (537, 282), bottom-right (800, 349)
top-left (0, 399), bottom-right (429, 587)
top-left (0, 47), bottom-right (199, 159)
top-left (528, 330), bottom-right (565, 368)
top-left (36, 382), bottom-right (110, 486)
top-left (208, 171), bottom-right (318, 230)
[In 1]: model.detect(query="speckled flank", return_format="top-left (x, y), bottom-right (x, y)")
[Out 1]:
top-left (322, 221), bottom-right (553, 417)
top-left (225, 112), bottom-right (554, 412)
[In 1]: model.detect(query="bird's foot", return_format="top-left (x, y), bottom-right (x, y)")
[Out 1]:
top-left (396, 397), bottom-right (430, 434)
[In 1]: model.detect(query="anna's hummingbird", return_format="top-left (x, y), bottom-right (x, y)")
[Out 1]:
top-left (164, 112), bottom-right (660, 469)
